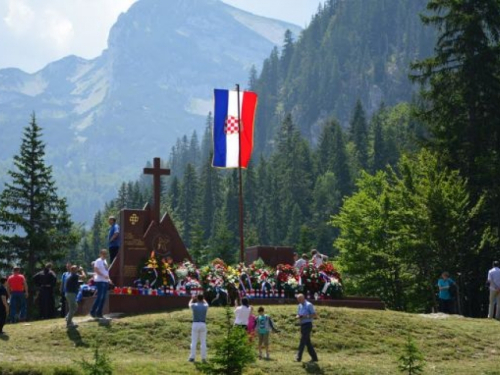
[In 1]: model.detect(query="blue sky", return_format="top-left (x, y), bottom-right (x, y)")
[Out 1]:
top-left (0, 0), bottom-right (325, 73)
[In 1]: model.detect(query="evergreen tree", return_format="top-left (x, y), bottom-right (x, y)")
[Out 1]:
top-left (370, 105), bottom-right (388, 173)
top-left (411, 0), bottom-right (500, 315)
top-left (168, 176), bottom-right (181, 213)
top-left (178, 164), bottom-right (199, 247)
top-left (116, 182), bottom-right (128, 210)
top-left (91, 210), bottom-right (104, 257)
top-left (0, 114), bottom-right (76, 280)
top-left (247, 65), bottom-right (258, 91)
top-left (200, 113), bottom-right (213, 163)
top-left (189, 131), bottom-right (201, 168)
top-left (285, 204), bottom-right (303, 246)
top-left (330, 120), bottom-right (352, 197)
top-left (210, 208), bottom-right (236, 264)
top-left (280, 29), bottom-right (295, 78)
top-left (199, 154), bottom-right (221, 240)
top-left (349, 99), bottom-right (369, 171)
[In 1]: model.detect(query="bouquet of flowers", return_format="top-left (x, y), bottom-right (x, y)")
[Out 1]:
top-left (224, 266), bottom-right (240, 288)
top-left (160, 259), bottom-right (176, 288)
top-left (199, 259), bottom-right (227, 292)
top-left (300, 262), bottom-right (322, 296)
top-left (283, 275), bottom-right (299, 298)
top-left (184, 277), bottom-right (203, 296)
top-left (318, 261), bottom-right (343, 299)
top-left (276, 264), bottom-right (298, 283)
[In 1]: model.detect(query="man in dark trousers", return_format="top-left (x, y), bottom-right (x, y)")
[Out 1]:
top-left (295, 293), bottom-right (318, 362)
top-left (108, 216), bottom-right (120, 266)
top-left (0, 277), bottom-right (8, 335)
top-left (60, 262), bottom-right (71, 317)
top-left (65, 265), bottom-right (80, 328)
top-left (33, 263), bottom-right (57, 319)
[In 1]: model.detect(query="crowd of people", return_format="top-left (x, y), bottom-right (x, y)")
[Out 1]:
top-left (187, 292), bottom-right (316, 363)
top-left (1, 214), bottom-right (500, 366)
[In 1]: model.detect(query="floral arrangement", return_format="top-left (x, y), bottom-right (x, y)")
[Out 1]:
top-left (199, 259), bottom-right (227, 292)
top-left (318, 261), bottom-right (343, 299)
top-left (130, 254), bottom-right (343, 299)
top-left (300, 262), bottom-right (322, 293)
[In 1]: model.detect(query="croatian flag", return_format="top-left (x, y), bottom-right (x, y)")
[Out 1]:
top-left (213, 89), bottom-right (258, 168)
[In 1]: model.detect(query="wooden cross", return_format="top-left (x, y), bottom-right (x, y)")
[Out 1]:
top-left (143, 157), bottom-right (170, 224)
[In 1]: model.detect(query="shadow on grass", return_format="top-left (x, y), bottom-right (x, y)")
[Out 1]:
top-left (303, 362), bottom-right (324, 374)
top-left (0, 333), bottom-right (9, 341)
top-left (66, 327), bottom-right (88, 347)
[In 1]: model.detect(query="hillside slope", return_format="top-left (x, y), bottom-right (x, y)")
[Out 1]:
top-left (0, 306), bottom-right (498, 374)
top-left (252, 0), bottom-right (436, 153)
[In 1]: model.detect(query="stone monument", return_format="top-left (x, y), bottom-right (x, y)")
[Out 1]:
top-left (109, 157), bottom-right (191, 286)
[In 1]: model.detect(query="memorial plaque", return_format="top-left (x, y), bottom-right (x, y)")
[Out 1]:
top-left (109, 157), bottom-right (191, 286)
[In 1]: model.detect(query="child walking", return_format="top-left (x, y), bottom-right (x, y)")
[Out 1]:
top-left (256, 306), bottom-right (279, 360)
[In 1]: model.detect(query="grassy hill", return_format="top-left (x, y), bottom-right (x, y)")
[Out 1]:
top-left (0, 306), bottom-right (499, 375)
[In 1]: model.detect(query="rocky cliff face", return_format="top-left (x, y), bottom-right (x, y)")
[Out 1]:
top-left (0, 0), bottom-right (300, 223)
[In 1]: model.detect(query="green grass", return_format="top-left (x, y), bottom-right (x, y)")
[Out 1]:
top-left (1, 306), bottom-right (500, 374)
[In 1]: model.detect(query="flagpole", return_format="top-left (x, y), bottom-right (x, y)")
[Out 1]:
top-left (236, 83), bottom-right (245, 263)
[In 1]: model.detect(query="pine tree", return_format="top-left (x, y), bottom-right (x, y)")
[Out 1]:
top-left (330, 120), bottom-right (352, 197)
top-left (200, 113), bottom-right (213, 163)
top-left (280, 29), bottom-right (295, 78)
top-left (210, 208), bottom-right (236, 264)
top-left (90, 210), bottom-right (103, 257)
top-left (168, 176), bottom-right (181, 213)
top-left (189, 130), bottom-right (201, 168)
top-left (199, 153), bottom-right (221, 240)
top-left (0, 114), bottom-right (76, 279)
top-left (116, 182), bottom-right (128, 210)
top-left (349, 99), bottom-right (369, 171)
top-left (178, 164), bottom-right (199, 247)
top-left (247, 65), bottom-right (258, 91)
top-left (371, 106), bottom-right (388, 173)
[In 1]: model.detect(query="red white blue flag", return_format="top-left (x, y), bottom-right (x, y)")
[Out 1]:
top-left (213, 89), bottom-right (258, 168)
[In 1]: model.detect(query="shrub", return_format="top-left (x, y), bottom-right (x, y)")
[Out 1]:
top-left (77, 347), bottom-right (113, 375)
top-left (197, 307), bottom-right (256, 375)
top-left (398, 336), bottom-right (425, 375)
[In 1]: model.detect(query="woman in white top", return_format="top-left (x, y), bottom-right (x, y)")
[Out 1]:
top-left (234, 297), bottom-right (252, 328)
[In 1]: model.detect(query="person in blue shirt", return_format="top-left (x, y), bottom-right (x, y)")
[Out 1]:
top-left (295, 293), bottom-right (318, 362)
top-left (60, 262), bottom-right (71, 318)
top-left (188, 294), bottom-right (209, 363)
top-left (108, 216), bottom-right (120, 266)
top-left (437, 271), bottom-right (455, 314)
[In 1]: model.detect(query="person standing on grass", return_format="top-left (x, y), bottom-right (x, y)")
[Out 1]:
top-left (437, 271), bottom-right (455, 314)
top-left (90, 249), bottom-right (111, 319)
top-left (188, 293), bottom-right (209, 363)
top-left (487, 261), bottom-right (500, 319)
top-left (60, 262), bottom-right (71, 318)
top-left (234, 297), bottom-right (252, 329)
top-left (65, 265), bottom-right (81, 328)
top-left (108, 216), bottom-right (120, 266)
top-left (7, 266), bottom-right (28, 323)
top-left (33, 263), bottom-right (57, 319)
top-left (295, 293), bottom-right (318, 362)
top-left (0, 277), bottom-right (8, 335)
top-left (256, 306), bottom-right (279, 360)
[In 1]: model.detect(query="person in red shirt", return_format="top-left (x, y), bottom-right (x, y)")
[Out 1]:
top-left (6, 266), bottom-right (29, 322)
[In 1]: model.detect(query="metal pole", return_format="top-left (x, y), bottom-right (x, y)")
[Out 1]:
top-left (236, 84), bottom-right (245, 263)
